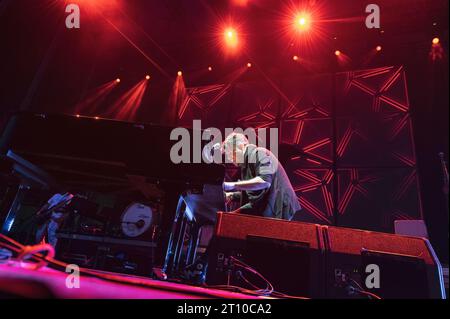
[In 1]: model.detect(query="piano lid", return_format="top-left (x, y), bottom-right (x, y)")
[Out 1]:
top-left (0, 112), bottom-right (224, 189)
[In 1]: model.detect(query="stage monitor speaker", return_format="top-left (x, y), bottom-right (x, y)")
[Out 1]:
top-left (323, 226), bottom-right (446, 299)
top-left (206, 212), bottom-right (324, 298)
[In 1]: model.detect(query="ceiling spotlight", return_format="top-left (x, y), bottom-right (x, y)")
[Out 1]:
top-left (116, 78), bottom-right (121, 83)
top-left (224, 27), bottom-right (238, 49)
top-left (376, 45), bottom-right (382, 52)
top-left (208, 66), bottom-right (213, 71)
top-left (432, 37), bottom-right (440, 45)
top-left (293, 55), bottom-right (299, 61)
top-left (247, 62), bottom-right (252, 68)
top-left (294, 13), bottom-right (310, 32)
top-left (145, 75), bottom-right (150, 80)
top-left (177, 71), bottom-right (183, 76)
top-left (334, 50), bottom-right (341, 56)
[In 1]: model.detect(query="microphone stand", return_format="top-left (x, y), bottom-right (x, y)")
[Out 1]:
top-left (438, 153), bottom-right (449, 228)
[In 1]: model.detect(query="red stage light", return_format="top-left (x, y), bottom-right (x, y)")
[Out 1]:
top-left (376, 45), bottom-right (382, 52)
top-left (335, 50), bottom-right (341, 56)
top-left (145, 75), bottom-right (150, 80)
top-left (294, 13), bottom-right (310, 32)
top-left (232, 0), bottom-right (249, 6)
top-left (216, 18), bottom-right (244, 56)
top-left (280, 3), bottom-right (326, 56)
top-left (177, 71), bottom-right (183, 76)
top-left (247, 62), bottom-right (252, 68)
top-left (430, 37), bottom-right (444, 61)
top-left (208, 66), bottom-right (213, 71)
top-left (224, 27), bottom-right (239, 49)
top-left (293, 55), bottom-right (299, 61)
top-left (116, 78), bottom-right (121, 83)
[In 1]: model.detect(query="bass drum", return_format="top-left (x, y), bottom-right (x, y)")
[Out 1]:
top-left (120, 202), bottom-right (153, 238)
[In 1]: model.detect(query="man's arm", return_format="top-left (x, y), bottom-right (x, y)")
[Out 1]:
top-left (223, 177), bottom-right (271, 192)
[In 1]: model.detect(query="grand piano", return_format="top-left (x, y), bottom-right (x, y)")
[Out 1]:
top-left (0, 112), bottom-right (225, 276)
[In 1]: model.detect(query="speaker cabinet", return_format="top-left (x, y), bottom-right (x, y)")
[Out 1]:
top-left (206, 212), bottom-right (325, 298)
top-left (323, 226), bottom-right (446, 299)
top-left (206, 212), bottom-right (446, 299)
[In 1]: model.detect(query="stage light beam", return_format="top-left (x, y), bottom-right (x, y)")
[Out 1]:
top-left (430, 37), bottom-right (444, 61)
top-left (145, 75), bottom-right (150, 80)
top-left (177, 71), bottom-right (183, 76)
top-left (75, 79), bottom-right (119, 115)
top-left (110, 79), bottom-right (150, 122)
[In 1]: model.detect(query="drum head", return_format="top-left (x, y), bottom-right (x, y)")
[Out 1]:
top-left (120, 203), bottom-right (153, 237)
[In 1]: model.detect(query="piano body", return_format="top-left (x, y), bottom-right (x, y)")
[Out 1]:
top-left (0, 112), bottom-right (225, 276)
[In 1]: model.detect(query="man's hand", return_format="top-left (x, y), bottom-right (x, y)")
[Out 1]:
top-left (224, 192), bottom-right (234, 205)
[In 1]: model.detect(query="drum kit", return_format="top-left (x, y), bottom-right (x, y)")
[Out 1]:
top-left (67, 197), bottom-right (159, 241)
top-left (54, 200), bottom-right (159, 277)
top-left (120, 202), bottom-right (154, 238)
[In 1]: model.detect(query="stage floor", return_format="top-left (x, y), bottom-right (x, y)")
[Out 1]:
top-left (0, 262), bottom-right (267, 299)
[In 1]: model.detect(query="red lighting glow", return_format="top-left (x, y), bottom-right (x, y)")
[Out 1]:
top-left (177, 71), bottom-right (183, 76)
top-left (145, 75), bottom-right (150, 80)
top-left (279, 3), bottom-right (326, 56)
top-left (215, 18), bottom-right (244, 56)
top-left (116, 78), bottom-right (121, 83)
top-left (376, 45), bottom-right (382, 52)
top-left (75, 79), bottom-right (118, 115)
top-left (232, 0), bottom-right (249, 6)
top-left (247, 62), bottom-right (252, 68)
top-left (293, 55), bottom-right (299, 61)
top-left (334, 50), bottom-right (351, 67)
top-left (224, 27), bottom-right (239, 49)
top-left (430, 37), bottom-right (444, 61)
top-left (110, 79), bottom-right (149, 122)
top-left (208, 66), bottom-right (213, 71)
top-left (294, 13), bottom-right (311, 32)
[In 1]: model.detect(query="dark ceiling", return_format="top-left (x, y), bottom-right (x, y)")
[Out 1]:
top-left (0, 0), bottom-right (448, 122)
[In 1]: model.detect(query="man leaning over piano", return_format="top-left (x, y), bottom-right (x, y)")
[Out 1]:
top-left (221, 132), bottom-right (301, 220)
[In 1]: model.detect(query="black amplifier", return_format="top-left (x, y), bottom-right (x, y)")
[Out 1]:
top-left (55, 233), bottom-right (156, 277)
